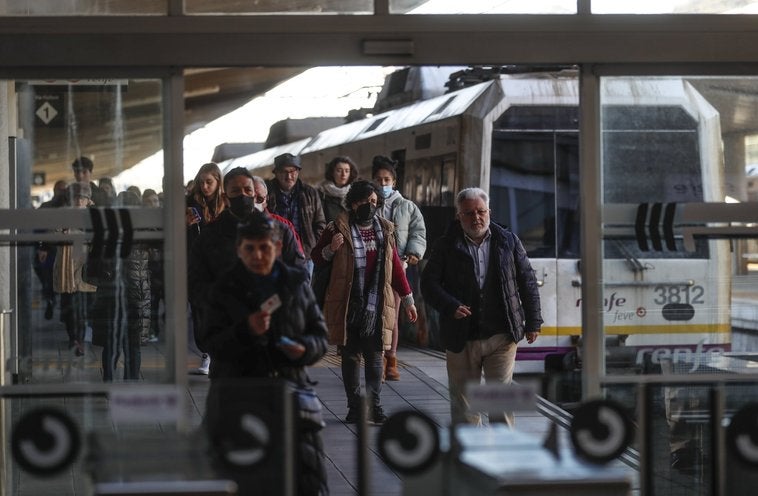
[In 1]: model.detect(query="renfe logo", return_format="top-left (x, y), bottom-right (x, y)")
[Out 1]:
top-left (575, 292), bottom-right (627, 312)
top-left (635, 339), bottom-right (725, 373)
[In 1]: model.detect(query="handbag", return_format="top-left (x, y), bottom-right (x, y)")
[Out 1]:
top-left (293, 384), bottom-right (326, 432)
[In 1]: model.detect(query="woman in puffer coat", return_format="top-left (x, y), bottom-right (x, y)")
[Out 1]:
top-left (371, 155), bottom-right (427, 380)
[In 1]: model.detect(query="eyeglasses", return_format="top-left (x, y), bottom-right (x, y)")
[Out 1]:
top-left (460, 209), bottom-right (489, 218)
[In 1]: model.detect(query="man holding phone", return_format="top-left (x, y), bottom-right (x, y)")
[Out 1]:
top-left (200, 211), bottom-right (329, 495)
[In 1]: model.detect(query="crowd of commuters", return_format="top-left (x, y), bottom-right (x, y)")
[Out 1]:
top-left (36, 151), bottom-right (543, 495)
top-left (35, 156), bottom-right (165, 380)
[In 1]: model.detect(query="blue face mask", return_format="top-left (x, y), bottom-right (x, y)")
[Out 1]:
top-left (381, 185), bottom-right (394, 198)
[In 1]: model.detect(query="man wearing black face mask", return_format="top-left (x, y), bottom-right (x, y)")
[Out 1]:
top-left (311, 180), bottom-right (417, 425)
top-left (189, 167), bottom-right (306, 349)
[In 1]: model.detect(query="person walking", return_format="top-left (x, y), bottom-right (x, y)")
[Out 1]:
top-left (266, 153), bottom-right (326, 275)
top-left (420, 187), bottom-right (542, 426)
top-left (186, 162), bottom-right (226, 375)
top-left (35, 179), bottom-right (67, 321)
top-left (189, 167), bottom-right (306, 375)
top-left (311, 180), bottom-right (417, 425)
top-left (371, 155), bottom-right (427, 381)
top-left (318, 156), bottom-right (357, 224)
top-left (53, 182), bottom-right (97, 357)
top-left (199, 211), bottom-right (329, 495)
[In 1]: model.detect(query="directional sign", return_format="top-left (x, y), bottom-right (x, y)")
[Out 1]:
top-left (11, 408), bottom-right (80, 476)
top-left (727, 403), bottom-right (758, 467)
top-left (569, 399), bottom-right (633, 464)
top-left (378, 411), bottom-right (439, 475)
top-left (34, 93), bottom-right (63, 128)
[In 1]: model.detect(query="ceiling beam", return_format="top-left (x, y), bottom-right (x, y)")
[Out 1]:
top-left (1, 15), bottom-right (758, 68)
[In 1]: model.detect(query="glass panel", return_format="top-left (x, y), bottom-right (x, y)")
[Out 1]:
top-left (214, 65), bottom-right (580, 377)
top-left (185, 0), bottom-right (372, 14)
top-left (3, 390), bottom-right (207, 495)
top-left (2, 77), bottom-right (165, 385)
top-left (593, 0), bottom-right (758, 14)
top-left (0, 0), bottom-right (165, 15)
top-left (600, 76), bottom-right (758, 380)
top-left (602, 382), bottom-right (758, 496)
top-left (392, 0), bottom-right (576, 14)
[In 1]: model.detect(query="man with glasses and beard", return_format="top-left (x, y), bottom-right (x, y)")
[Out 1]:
top-left (421, 187), bottom-right (542, 427)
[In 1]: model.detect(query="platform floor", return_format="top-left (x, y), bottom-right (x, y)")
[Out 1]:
top-left (11, 333), bottom-right (633, 496)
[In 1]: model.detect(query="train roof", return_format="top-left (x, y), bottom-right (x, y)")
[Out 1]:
top-left (220, 75), bottom-right (715, 173)
top-left (222, 137), bottom-right (310, 174)
top-left (220, 80), bottom-right (496, 173)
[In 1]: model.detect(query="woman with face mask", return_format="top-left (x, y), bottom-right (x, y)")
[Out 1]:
top-left (371, 156), bottom-right (427, 381)
top-left (311, 180), bottom-right (418, 425)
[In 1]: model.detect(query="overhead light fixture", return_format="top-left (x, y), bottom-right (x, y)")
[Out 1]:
top-left (184, 85), bottom-right (221, 99)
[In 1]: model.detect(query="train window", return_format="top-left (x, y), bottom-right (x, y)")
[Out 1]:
top-left (363, 116), bottom-right (387, 133)
top-left (404, 154), bottom-right (457, 248)
top-left (490, 105), bottom-right (580, 259)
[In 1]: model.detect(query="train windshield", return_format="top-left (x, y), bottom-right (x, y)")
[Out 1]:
top-left (490, 103), bottom-right (709, 259)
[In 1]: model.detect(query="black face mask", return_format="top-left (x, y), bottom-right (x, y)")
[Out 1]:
top-left (355, 203), bottom-right (376, 223)
top-left (229, 195), bottom-right (254, 217)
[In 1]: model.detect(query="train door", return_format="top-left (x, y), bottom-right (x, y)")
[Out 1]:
top-left (0, 76), bottom-right (178, 494)
top-left (403, 153), bottom-right (457, 348)
top-left (489, 105), bottom-right (580, 380)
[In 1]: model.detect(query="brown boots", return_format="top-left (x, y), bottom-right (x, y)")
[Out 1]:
top-left (384, 355), bottom-right (400, 381)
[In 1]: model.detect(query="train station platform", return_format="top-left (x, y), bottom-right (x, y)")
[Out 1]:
top-left (185, 345), bottom-right (579, 496)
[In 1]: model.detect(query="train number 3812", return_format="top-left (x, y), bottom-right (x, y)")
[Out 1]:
top-left (653, 285), bottom-right (705, 305)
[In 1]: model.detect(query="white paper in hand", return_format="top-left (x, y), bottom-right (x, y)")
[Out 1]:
top-left (260, 294), bottom-right (282, 314)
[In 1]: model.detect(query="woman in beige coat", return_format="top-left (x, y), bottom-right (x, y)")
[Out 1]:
top-left (54, 182), bottom-right (97, 356)
top-left (311, 180), bottom-right (417, 425)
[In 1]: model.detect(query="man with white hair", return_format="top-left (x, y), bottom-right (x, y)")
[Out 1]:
top-left (421, 187), bottom-right (542, 426)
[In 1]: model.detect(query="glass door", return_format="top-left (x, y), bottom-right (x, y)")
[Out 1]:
top-left (599, 75), bottom-right (758, 496)
top-left (0, 76), bottom-right (173, 495)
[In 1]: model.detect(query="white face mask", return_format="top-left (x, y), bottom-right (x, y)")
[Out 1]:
top-left (253, 202), bottom-right (265, 212)
top-left (381, 185), bottom-right (394, 198)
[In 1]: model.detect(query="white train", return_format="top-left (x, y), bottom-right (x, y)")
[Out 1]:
top-left (221, 69), bottom-right (731, 380)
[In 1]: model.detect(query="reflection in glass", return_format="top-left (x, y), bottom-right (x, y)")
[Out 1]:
top-left (12, 78), bottom-right (166, 385)
top-left (593, 0), bottom-right (758, 14)
top-left (185, 0), bottom-right (372, 14)
top-left (600, 76), bottom-right (758, 385)
top-left (0, 0), bottom-right (165, 15)
top-left (394, 0), bottom-right (576, 14)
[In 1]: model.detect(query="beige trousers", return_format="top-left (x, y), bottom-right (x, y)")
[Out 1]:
top-left (446, 333), bottom-right (517, 426)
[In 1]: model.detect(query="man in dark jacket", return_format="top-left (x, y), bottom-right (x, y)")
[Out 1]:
top-left (200, 211), bottom-right (329, 496)
top-left (266, 153), bottom-right (326, 274)
top-left (421, 187), bottom-right (542, 427)
top-left (189, 167), bottom-right (306, 331)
